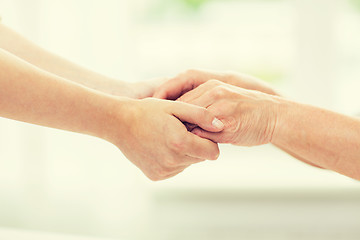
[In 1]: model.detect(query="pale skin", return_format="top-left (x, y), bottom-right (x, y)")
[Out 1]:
top-left (4, 19), bottom-right (358, 181)
top-left (0, 26), bottom-right (225, 181)
top-left (0, 23), bottom-right (163, 98)
top-left (154, 69), bottom-right (360, 180)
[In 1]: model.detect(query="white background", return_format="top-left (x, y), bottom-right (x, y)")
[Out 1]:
top-left (0, 0), bottom-right (360, 239)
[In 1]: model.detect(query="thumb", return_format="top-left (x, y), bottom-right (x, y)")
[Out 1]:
top-left (170, 102), bottom-right (224, 132)
top-left (153, 80), bottom-right (182, 100)
top-left (153, 77), bottom-right (196, 100)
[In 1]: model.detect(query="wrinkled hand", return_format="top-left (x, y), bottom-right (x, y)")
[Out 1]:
top-left (154, 69), bottom-right (278, 100)
top-left (113, 98), bottom-right (224, 181)
top-left (178, 80), bottom-right (280, 146)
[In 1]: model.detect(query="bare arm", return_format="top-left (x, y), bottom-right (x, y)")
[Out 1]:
top-left (272, 100), bottom-right (360, 180)
top-left (0, 49), bottom-right (223, 180)
top-left (0, 47), bottom-right (125, 139)
top-left (0, 23), bottom-right (161, 98)
top-left (179, 80), bottom-right (360, 180)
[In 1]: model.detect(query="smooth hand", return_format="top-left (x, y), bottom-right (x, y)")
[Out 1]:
top-left (154, 69), bottom-right (278, 100)
top-left (178, 80), bottom-right (280, 146)
top-left (108, 98), bottom-right (224, 181)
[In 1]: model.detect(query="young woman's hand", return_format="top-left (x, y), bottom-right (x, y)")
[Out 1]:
top-left (106, 98), bottom-right (224, 181)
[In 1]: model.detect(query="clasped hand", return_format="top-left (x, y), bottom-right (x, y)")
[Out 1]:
top-left (113, 98), bottom-right (225, 181)
top-left (154, 69), bottom-right (281, 146)
top-left (131, 69), bottom-right (281, 181)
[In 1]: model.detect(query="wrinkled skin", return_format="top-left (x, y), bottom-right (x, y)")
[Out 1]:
top-left (177, 80), bottom-right (280, 147)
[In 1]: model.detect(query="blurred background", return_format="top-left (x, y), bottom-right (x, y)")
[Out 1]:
top-left (0, 0), bottom-right (360, 239)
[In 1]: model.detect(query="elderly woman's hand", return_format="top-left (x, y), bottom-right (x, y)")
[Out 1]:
top-left (178, 80), bottom-right (281, 146)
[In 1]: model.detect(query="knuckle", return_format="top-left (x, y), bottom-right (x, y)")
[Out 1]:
top-left (211, 86), bottom-right (228, 99)
top-left (197, 107), bottom-right (209, 119)
top-left (169, 136), bottom-right (186, 152)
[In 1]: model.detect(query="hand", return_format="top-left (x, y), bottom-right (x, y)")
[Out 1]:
top-left (178, 80), bottom-right (280, 146)
top-left (153, 69), bottom-right (278, 100)
top-left (108, 98), bottom-right (224, 181)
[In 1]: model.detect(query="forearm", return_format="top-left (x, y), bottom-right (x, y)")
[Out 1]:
top-left (0, 23), bottom-right (133, 96)
top-left (0, 48), bottom-right (130, 142)
top-left (272, 99), bottom-right (360, 180)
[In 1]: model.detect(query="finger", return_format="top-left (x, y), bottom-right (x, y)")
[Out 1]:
top-left (170, 101), bottom-right (224, 132)
top-left (184, 132), bottom-right (220, 160)
top-left (178, 79), bottom-right (224, 107)
top-left (181, 89), bottom-right (217, 109)
top-left (177, 80), bottom-right (215, 103)
top-left (191, 127), bottom-right (225, 144)
top-left (153, 77), bottom-right (195, 100)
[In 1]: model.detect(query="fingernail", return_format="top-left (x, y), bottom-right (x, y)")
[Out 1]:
top-left (212, 118), bottom-right (224, 129)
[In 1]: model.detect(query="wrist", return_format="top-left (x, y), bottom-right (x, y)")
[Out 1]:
top-left (270, 97), bottom-right (295, 145)
top-left (84, 92), bottom-right (138, 144)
